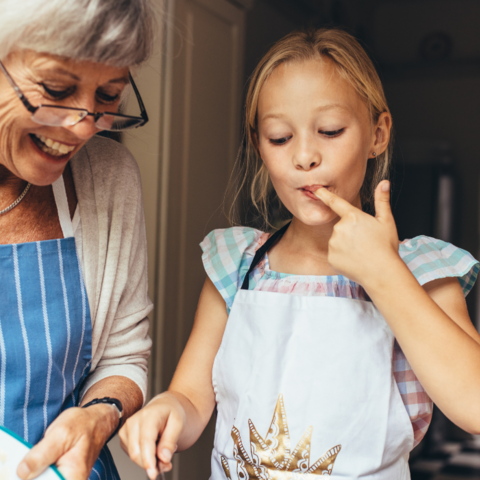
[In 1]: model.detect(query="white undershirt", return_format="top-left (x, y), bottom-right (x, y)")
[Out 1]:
top-left (52, 176), bottom-right (84, 273)
top-left (72, 206), bottom-right (84, 272)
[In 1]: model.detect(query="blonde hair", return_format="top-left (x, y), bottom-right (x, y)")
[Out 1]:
top-left (228, 28), bottom-right (392, 229)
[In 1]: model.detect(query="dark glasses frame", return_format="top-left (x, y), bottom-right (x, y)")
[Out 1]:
top-left (0, 60), bottom-right (149, 131)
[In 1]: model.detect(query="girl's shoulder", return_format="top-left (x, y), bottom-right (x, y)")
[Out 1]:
top-left (200, 231), bottom-right (480, 309)
top-left (400, 235), bottom-right (479, 296)
top-left (200, 227), bottom-right (269, 310)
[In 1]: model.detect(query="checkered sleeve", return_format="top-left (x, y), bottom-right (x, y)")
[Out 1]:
top-left (200, 227), bottom-right (265, 312)
top-left (399, 236), bottom-right (479, 296)
top-left (395, 236), bottom-right (479, 446)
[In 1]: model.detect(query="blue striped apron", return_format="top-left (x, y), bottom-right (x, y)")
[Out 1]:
top-left (0, 176), bottom-right (120, 480)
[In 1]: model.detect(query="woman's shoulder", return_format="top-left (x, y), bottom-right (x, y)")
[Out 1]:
top-left (399, 235), bottom-right (480, 296)
top-left (72, 136), bottom-right (143, 209)
top-left (200, 227), bottom-right (269, 310)
top-left (85, 135), bottom-right (140, 176)
top-left (73, 135), bottom-right (141, 186)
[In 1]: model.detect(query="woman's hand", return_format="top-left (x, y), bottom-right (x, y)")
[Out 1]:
top-left (119, 392), bottom-right (185, 480)
top-left (314, 180), bottom-right (401, 290)
top-left (17, 404), bottom-right (118, 480)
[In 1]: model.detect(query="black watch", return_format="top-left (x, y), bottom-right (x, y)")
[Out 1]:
top-left (82, 397), bottom-right (124, 442)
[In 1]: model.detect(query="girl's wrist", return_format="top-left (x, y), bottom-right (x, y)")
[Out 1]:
top-left (150, 391), bottom-right (179, 406)
top-left (361, 254), bottom-right (408, 298)
top-left (150, 391), bottom-right (187, 419)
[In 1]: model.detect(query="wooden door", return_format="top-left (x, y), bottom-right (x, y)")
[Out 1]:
top-left (158, 0), bottom-right (246, 478)
top-left (120, 0), bottom-right (245, 478)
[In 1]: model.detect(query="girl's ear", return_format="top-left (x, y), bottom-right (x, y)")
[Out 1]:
top-left (371, 112), bottom-right (392, 157)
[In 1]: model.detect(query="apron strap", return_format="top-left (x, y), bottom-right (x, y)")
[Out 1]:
top-left (52, 176), bottom-right (74, 239)
top-left (241, 221), bottom-right (291, 290)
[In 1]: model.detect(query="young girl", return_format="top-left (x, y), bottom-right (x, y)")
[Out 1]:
top-left (120, 29), bottom-right (480, 479)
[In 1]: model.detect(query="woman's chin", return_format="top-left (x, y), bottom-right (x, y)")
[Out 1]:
top-left (15, 136), bottom-right (72, 185)
top-left (15, 157), bottom-right (66, 186)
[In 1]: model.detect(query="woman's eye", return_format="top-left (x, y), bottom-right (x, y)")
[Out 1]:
top-left (96, 90), bottom-right (120, 104)
top-left (41, 84), bottom-right (75, 100)
top-left (319, 128), bottom-right (345, 138)
top-left (270, 136), bottom-right (292, 146)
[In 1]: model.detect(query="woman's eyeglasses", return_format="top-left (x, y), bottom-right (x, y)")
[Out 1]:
top-left (0, 61), bottom-right (148, 131)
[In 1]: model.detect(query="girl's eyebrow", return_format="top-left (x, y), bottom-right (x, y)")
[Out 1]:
top-left (313, 103), bottom-right (348, 113)
top-left (261, 113), bottom-right (285, 121)
top-left (261, 103), bottom-right (347, 122)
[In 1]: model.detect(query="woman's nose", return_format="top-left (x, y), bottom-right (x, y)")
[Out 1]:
top-left (67, 114), bottom-right (98, 140)
top-left (293, 138), bottom-right (321, 171)
top-left (64, 96), bottom-right (100, 140)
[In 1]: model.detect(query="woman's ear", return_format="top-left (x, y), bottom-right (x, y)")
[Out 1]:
top-left (371, 112), bottom-right (392, 157)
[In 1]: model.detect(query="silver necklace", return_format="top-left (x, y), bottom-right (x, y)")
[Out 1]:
top-left (0, 182), bottom-right (32, 216)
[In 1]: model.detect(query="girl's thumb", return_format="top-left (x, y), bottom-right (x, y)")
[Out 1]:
top-left (374, 180), bottom-right (393, 222)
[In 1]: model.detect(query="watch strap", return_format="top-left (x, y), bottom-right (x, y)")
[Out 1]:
top-left (82, 397), bottom-right (124, 442)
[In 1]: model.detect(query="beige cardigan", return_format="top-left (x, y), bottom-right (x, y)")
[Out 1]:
top-left (71, 136), bottom-right (152, 402)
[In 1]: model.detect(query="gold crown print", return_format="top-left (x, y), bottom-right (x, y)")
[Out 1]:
top-left (220, 394), bottom-right (341, 479)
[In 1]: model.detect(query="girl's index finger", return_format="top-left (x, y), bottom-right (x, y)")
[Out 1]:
top-left (314, 187), bottom-right (356, 217)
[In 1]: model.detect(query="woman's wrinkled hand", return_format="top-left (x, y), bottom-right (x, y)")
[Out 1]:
top-left (119, 393), bottom-right (185, 480)
top-left (17, 404), bottom-right (118, 480)
top-left (314, 180), bottom-right (401, 290)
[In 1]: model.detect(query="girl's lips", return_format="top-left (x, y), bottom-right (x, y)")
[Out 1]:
top-left (301, 189), bottom-right (321, 201)
top-left (299, 185), bottom-right (330, 201)
top-left (300, 185), bottom-right (325, 192)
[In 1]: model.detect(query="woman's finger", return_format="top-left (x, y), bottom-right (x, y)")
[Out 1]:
top-left (374, 180), bottom-right (393, 223)
top-left (314, 187), bottom-right (357, 217)
top-left (17, 435), bottom-right (67, 480)
top-left (55, 452), bottom-right (90, 480)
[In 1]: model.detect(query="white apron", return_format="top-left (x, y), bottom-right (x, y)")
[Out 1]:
top-left (210, 224), bottom-right (414, 480)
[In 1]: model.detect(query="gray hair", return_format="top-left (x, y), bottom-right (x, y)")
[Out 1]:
top-left (0, 0), bottom-right (156, 66)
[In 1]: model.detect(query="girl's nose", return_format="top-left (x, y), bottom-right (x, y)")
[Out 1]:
top-left (293, 138), bottom-right (321, 171)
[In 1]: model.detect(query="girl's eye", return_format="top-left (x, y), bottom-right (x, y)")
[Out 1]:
top-left (270, 136), bottom-right (292, 146)
top-left (96, 90), bottom-right (120, 104)
top-left (41, 84), bottom-right (76, 100)
top-left (319, 128), bottom-right (345, 138)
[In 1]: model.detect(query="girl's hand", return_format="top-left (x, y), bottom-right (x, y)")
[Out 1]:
top-left (119, 393), bottom-right (185, 480)
top-left (314, 181), bottom-right (401, 289)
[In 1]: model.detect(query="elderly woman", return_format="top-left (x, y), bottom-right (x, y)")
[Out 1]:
top-left (0, 1), bottom-right (155, 480)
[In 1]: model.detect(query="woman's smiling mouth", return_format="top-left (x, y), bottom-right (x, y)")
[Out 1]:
top-left (29, 133), bottom-right (77, 158)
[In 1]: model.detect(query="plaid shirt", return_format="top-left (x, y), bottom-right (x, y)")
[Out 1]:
top-left (201, 228), bottom-right (479, 447)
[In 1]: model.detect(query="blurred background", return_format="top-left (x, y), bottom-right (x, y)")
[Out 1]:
top-left (106, 1), bottom-right (480, 479)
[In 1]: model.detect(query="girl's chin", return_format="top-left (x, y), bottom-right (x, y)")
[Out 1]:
top-left (293, 209), bottom-right (338, 227)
